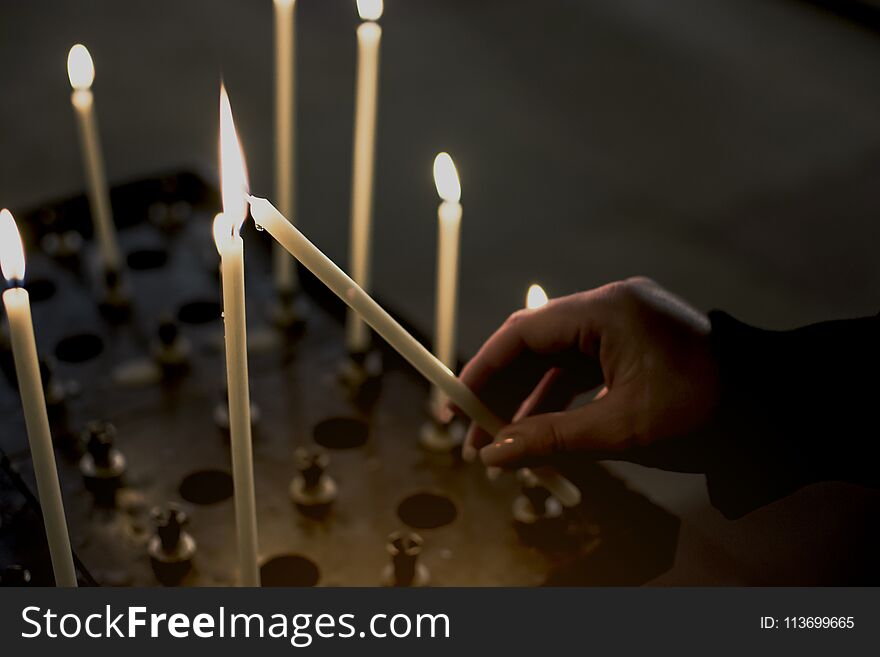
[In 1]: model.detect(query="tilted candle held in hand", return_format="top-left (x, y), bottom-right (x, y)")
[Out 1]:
top-left (273, 0), bottom-right (299, 296)
top-left (247, 194), bottom-right (581, 508)
top-left (215, 86), bottom-right (260, 586)
top-left (0, 210), bottom-right (77, 587)
top-left (345, 0), bottom-right (384, 354)
top-left (67, 44), bottom-right (122, 274)
top-left (430, 153), bottom-right (463, 415)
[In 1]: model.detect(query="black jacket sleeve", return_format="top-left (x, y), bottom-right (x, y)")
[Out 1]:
top-left (703, 310), bottom-right (880, 519)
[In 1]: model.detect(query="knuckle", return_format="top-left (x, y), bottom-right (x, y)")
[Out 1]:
top-left (539, 416), bottom-right (568, 455)
top-left (604, 280), bottom-right (639, 309)
top-left (504, 308), bottom-right (528, 328)
top-left (605, 278), bottom-right (653, 316)
top-left (624, 275), bottom-right (655, 289)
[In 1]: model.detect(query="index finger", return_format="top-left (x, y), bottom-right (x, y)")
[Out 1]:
top-left (459, 292), bottom-right (602, 403)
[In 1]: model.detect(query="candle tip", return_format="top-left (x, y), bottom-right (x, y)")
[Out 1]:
top-left (212, 213), bottom-right (236, 252)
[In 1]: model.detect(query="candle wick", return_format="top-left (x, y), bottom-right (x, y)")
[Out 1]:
top-left (6, 277), bottom-right (24, 290)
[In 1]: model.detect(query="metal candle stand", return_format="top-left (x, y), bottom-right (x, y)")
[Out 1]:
top-left (0, 171), bottom-right (680, 587)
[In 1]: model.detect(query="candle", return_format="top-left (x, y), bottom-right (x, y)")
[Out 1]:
top-left (345, 0), bottom-right (384, 354)
top-left (0, 209), bottom-right (77, 587)
top-left (429, 153), bottom-right (462, 415)
top-left (67, 44), bottom-right (122, 273)
top-left (248, 194), bottom-right (581, 508)
top-left (510, 283), bottom-right (571, 499)
top-left (216, 87), bottom-right (260, 586)
top-left (273, 0), bottom-right (299, 296)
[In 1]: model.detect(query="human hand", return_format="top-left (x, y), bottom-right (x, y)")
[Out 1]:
top-left (458, 277), bottom-right (720, 469)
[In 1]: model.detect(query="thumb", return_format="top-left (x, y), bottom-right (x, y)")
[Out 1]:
top-left (479, 397), bottom-right (632, 469)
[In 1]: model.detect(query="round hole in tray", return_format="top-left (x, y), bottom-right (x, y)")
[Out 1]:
top-left (397, 491), bottom-right (458, 530)
top-left (127, 247), bottom-right (169, 271)
top-left (177, 299), bottom-right (221, 325)
top-left (24, 278), bottom-right (57, 302)
top-left (178, 469), bottom-right (233, 505)
top-left (54, 333), bottom-right (104, 363)
top-left (260, 555), bottom-right (320, 587)
top-left (312, 416), bottom-right (369, 449)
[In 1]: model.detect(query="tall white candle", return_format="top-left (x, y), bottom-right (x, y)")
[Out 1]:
top-left (0, 210), bottom-right (77, 587)
top-left (430, 153), bottom-right (462, 415)
top-left (345, 0), bottom-right (384, 354)
top-left (217, 87), bottom-right (260, 586)
top-left (273, 0), bottom-right (299, 295)
top-left (67, 44), bottom-right (122, 273)
top-left (248, 195), bottom-right (581, 508)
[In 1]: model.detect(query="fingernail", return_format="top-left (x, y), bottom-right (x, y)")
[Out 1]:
top-left (480, 436), bottom-right (522, 467)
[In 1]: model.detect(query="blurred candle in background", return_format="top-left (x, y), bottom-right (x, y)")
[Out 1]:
top-left (0, 209), bottom-right (77, 587)
top-left (430, 152), bottom-right (462, 416)
top-left (273, 0), bottom-right (299, 297)
top-left (67, 44), bottom-right (121, 274)
top-left (216, 86), bottom-right (260, 586)
top-left (526, 283), bottom-right (549, 309)
top-left (345, 0), bottom-right (384, 354)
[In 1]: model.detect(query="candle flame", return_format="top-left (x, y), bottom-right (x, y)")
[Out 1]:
top-left (357, 0), bottom-right (383, 21)
top-left (0, 209), bottom-right (26, 282)
top-left (67, 44), bottom-right (95, 90)
top-left (433, 152), bottom-right (461, 203)
top-left (526, 284), bottom-right (549, 309)
top-left (219, 84), bottom-right (250, 232)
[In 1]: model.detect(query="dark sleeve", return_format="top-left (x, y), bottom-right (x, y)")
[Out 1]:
top-left (703, 310), bottom-right (880, 519)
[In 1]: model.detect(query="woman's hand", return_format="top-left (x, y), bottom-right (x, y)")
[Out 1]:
top-left (458, 277), bottom-right (720, 469)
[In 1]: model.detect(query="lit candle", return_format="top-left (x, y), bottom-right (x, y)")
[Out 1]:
top-left (248, 194), bottom-right (581, 508)
top-left (344, 0), bottom-right (384, 354)
top-left (67, 44), bottom-right (122, 273)
top-left (216, 86), bottom-right (260, 586)
top-left (273, 0), bottom-right (299, 296)
top-left (514, 282), bottom-right (565, 498)
top-left (429, 153), bottom-right (462, 415)
top-left (0, 209), bottom-right (77, 587)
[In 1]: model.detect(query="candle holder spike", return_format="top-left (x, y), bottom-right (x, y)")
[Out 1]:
top-left (148, 504), bottom-right (196, 586)
top-left (382, 531), bottom-right (429, 587)
top-left (97, 268), bottom-right (132, 322)
top-left (151, 316), bottom-right (191, 379)
top-left (79, 420), bottom-right (126, 506)
top-left (289, 445), bottom-right (337, 518)
top-left (338, 348), bottom-right (383, 406)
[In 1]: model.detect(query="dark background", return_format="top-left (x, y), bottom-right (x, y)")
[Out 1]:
top-left (1, 0), bottom-right (879, 583)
